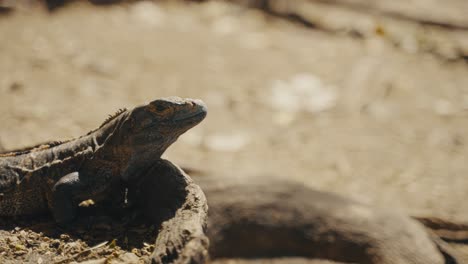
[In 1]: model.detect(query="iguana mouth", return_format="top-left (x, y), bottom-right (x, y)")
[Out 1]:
top-left (173, 110), bottom-right (207, 122)
top-left (141, 109), bottom-right (206, 130)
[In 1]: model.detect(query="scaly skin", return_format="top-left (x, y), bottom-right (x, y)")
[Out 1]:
top-left (0, 97), bottom-right (207, 224)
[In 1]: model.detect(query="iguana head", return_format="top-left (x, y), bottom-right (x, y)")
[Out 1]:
top-left (127, 97), bottom-right (206, 153)
top-left (106, 97), bottom-right (207, 179)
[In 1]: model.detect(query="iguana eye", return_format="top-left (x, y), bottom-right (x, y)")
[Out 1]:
top-left (154, 104), bottom-right (167, 112)
top-left (147, 101), bottom-right (174, 117)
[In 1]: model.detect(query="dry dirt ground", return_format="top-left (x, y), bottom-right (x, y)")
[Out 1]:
top-left (0, 0), bottom-right (468, 262)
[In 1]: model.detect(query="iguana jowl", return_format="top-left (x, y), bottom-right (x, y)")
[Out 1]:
top-left (0, 97), bottom-right (207, 224)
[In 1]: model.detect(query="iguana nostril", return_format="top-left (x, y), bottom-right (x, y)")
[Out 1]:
top-left (194, 99), bottom-right (207, 112)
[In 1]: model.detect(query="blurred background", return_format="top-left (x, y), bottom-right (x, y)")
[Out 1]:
top-left (1, 0), bottom-right (468, 221)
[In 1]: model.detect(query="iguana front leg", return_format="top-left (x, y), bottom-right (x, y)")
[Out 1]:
top-left (51, 172), bottom-right (85, 224)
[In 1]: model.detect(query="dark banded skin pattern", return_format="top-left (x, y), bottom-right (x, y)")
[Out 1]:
top-left (0, 97), bottom-right (207, 224)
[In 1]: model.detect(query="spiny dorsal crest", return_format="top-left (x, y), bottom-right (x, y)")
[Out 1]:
top-left (0, 108), bottom-right (128, 157)
top-left (98, 108), bottom-right (127, 129)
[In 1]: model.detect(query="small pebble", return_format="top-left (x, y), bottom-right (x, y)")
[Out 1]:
top-left (6, 236), bottom-right (19, 243)
top-left (13, 250), bottom-right (27, 256)
top-left (50, 240), bottom-right (60, 248)
top-left (15, 244), bottom-right (26, 251)
top-left (118, 252), bottom-right (139, 263)
top-left (60, 234), bottom-right (71, 242)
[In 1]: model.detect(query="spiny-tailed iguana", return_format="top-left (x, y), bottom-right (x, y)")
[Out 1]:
top-left (0, 97), bottom-right (207, 224)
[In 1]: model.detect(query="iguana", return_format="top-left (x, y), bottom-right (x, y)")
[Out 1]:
top-left (0, 97), bottom-right (207, 224)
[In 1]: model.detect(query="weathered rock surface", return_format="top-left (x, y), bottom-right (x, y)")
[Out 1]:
top-left (194, 174), bottom-right (467, 264)
top-left (132, 160), bottom-right (209, 264)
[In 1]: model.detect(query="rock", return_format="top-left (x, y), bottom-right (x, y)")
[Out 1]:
top-left (115, 252), bottom-right (139, 263)
top-left (212, 16), bottom-right (240, 35)
top-left (63, 242), bottom-right (82, 255)
top-left (75, 258), bottom-right (106, 264)
top-left (60, 234), bottom-right (70, 242)
top-left (204, 133), bottom-right (250, 152)
top-left (269, 73), bottom-right (337, 114)
top-left (434, 99), bottom-right (457, 116)
top-left (130, 1), bottom-right (165, 28)
top-left (50, 240), bottom-right (60, 249)
top-left (6, 236), bottom-right (19, 243)
top-left (133, 160), bottom-right (209, 264)
top-left (19, 230), bottom-right (27, 237)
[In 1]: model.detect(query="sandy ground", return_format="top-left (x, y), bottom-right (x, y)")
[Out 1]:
top-left (0, 0), bottom-right (468, 224)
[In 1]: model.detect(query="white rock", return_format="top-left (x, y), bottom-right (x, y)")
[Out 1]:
top-left (201, 1), bottom-right (232, 20)
top-left (269, 73), bottom-right (337, 114)
top-left (204, 133), bottom-right (250, 152)
top-left (212, 16), bottom-right (239, 35)
top-left (272, 111), bottom-right (297, 126)
top-left (434, 99), bottom-right (456, 116)
top-left (130, 1), bottom-right (166, 28)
